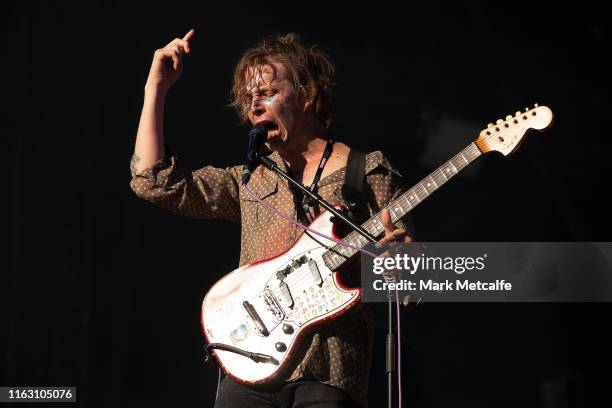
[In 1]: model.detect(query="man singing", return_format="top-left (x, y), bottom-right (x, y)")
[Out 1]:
top-left (130, 29), bottom-right (414, 408)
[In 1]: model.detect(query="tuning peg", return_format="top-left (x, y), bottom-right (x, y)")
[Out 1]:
top-left (487, 123), bottom-right (494, 128)
top-left (524, 107), bottom-right (529, 112)
top-left (534, 103), bottom-right (539, 107)
top-left (515, 111), bottom-right (521, 116)
top-left (496, 119), bottom-right (503, 125)
top-left (506, 115), bottom-right (512, 120)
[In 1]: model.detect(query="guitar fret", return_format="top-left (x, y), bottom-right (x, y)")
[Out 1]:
top-left (370, 219), bottom-right (383, 235)
top-left (352, 235), bottom-right (366, 248)
top-left (398, 197), bottom-right (412, 217)
top-left (344, 237), bottom-right (355, 249)
top-left (408, 191), bottom-right (419, 205)
top-left (401, 195), bottom-right (413, 210)
top-left (452, 156), bottom-right (465, 171)
top-left (445, 160), bottom-right (457, 176)
top-left (357, 235), bottom-right (369, 247)
top-left (439, 166), bottom-right (449, 181)
top-left (432, 169), bottom-right (446, 185)
top-left (391, 199), bottom-right (406, 220)
top-left (422, 176), bottom-right (437, 193)
top-left (415, 184), bottom-right (428, 200)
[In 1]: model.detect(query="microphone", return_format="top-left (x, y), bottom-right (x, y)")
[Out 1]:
top-left (241, 124), bottom-right (268, 185)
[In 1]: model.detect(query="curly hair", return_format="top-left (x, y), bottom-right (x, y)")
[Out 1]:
top-left (230, 33), bottom-right (335, 129)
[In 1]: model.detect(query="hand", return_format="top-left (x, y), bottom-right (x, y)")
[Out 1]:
top-left (378, 208), bottom-right (420, 308)
top-left (378, 208), bottom-right (413, 244)
top-left (145, 29), bottom-right (195, 91)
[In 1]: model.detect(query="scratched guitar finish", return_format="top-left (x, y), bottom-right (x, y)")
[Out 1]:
top-left (201, 105), bottom-right (554, 384)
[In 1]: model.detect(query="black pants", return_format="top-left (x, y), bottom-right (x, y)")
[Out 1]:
top-left (212, 373), bottom-right (360, 408)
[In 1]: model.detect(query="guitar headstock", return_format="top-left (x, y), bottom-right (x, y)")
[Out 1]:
top-left (475, 104), bottom-right (553, 156)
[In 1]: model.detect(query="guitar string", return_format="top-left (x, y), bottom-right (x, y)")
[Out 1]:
top-left (335, 114), bottom-right (538, 252)
top-left (258, 114), bottom-right (539, 308)
top-left (265, 121), bottom-right (531, 302)
top-left (264, 118), bottom-right (536, 303)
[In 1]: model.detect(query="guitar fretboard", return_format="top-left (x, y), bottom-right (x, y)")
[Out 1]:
top-left (322, 142), bottom-right (483, 270)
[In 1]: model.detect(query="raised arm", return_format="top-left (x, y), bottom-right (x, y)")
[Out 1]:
top-left (130, 29), bottom-right (241, 222)
top-left (132, 29), bottom-right (195, 173)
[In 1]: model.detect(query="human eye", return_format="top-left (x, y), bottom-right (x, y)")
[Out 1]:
top-left (243, 89), bottom-right (257, 102)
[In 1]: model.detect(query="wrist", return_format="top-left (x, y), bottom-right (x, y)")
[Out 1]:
top-left (144, 83), bottom-right (170, 97)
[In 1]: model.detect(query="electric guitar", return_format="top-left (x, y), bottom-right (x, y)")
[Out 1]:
top-left (201, 104), bottom-right (554, 384)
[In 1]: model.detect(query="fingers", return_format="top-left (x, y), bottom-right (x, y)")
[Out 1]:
top-left (381, 208), bottom-right (394, 234)
top-left (380, 209), bottom-right (397, 245)
top-left (378, 208), bottom-right (407, 243)
top-left (182, 28), bottom-right (195, 42)
top-left (156, 30), bottom-right (195, 72)
top-left (171, 49), bottom-right (181, 70)
top-left (402, 295), bottom-right (422, 308)
top-left (164, 38), bottom-right (191, 54)
top-left (379, 208), bottom-right (413, 243)
top-left (164, 29), bottom-right (195, 55)
top-left (155, 47), bottom-right (182, 70)
top-left (379, 228), bottom-right (407, 244)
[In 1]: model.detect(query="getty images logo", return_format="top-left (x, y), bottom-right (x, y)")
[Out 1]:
top-left (372, 253), bottom-right (488, 275)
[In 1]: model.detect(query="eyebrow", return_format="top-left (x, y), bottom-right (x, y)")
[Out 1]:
top-left (245, 83), bottom-right (276, 94)
top-left (245, 73), bottom-right (286, 90)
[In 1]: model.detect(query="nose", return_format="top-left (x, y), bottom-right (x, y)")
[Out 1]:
top-left (250, 96), bottom-right (265, 117)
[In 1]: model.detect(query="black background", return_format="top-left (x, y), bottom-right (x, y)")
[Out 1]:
top-left (4, 1), bottom-right (611, 407)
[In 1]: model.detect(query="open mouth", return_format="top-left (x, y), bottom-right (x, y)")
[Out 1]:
top-left (257, 121), bottom-right (280, 138)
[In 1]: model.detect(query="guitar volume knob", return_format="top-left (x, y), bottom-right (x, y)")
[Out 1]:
top-left (282, 323), bottom-right (294, 334)
top-left (275, 342), bottom-right (287, 352)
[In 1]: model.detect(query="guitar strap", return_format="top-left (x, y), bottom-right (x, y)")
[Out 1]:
top-left (341, 148), bottom-right (366, 214)
top-left (291, 143), bottom-right (367, 222)
top-left (288, 138), bottom-right (334, 223)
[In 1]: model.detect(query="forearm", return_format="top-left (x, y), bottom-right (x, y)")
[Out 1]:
top-left (132, 85), bottom-right (168, 173)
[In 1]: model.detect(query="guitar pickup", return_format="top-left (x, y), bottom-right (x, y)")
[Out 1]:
top-left (276, 266), bottom-right (291, 281)
top-left (291, 255), bottom-right (308, 269)
top-left (309, 259), bottom-right (323, 286)
top-left (278, 281), bottom-right (294, 309)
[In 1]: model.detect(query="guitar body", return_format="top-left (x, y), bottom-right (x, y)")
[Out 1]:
top-left (201, 211), bottom-right (360, 384)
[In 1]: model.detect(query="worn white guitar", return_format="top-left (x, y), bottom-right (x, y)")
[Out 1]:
top-left (201, 104), bottom-right (553, 384)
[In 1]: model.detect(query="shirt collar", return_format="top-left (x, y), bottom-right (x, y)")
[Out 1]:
top-left (263, 149), bottom-right (402, 190)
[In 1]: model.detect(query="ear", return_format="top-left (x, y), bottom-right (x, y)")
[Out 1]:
top-left (303, 99), bottom-right (313, 112)
top-left (299, 85), bottom-right (315, 112)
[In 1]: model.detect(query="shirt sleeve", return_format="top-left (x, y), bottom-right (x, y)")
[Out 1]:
top-left (129, 149), bottom-right (241, 222)
top-left (365, 155), bottom-right (417, 240)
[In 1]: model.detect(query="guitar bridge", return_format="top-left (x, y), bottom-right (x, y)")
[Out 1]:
top-left (243, 290), bottom-right (285, 337)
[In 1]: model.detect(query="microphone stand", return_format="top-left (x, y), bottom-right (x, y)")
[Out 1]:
top-left (258, 155), bottom-right (398, 408)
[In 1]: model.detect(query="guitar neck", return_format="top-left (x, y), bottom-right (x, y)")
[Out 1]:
top-left (322, 142), bottom-right (483, 270)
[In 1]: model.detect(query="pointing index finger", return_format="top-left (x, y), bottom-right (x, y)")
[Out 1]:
top-left (183, 29), bottom-right (195, 42)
